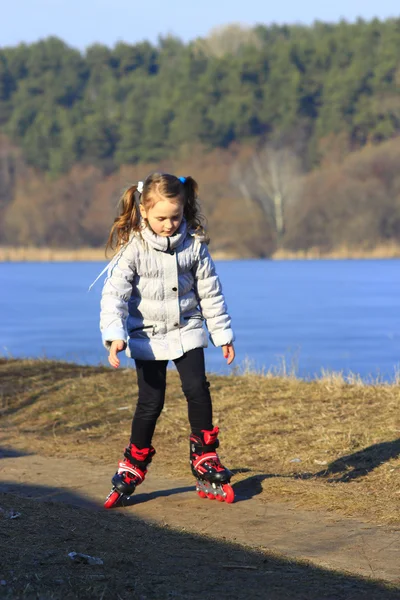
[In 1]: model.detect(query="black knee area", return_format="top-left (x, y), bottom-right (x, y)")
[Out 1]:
top-left (135, 393), bottom-right (165, 421)
top-left (181, 378), bottom-right (211, 402)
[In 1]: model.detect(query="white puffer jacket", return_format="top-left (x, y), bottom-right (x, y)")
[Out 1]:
top-left (100, 219), bottom-right (234, 361)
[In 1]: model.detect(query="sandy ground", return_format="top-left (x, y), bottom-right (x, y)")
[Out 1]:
top-left (0, 448), bottom-right (399, 599)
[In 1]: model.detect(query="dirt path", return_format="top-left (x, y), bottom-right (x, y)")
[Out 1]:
top-left (0, 449), bottom-right (399, 587)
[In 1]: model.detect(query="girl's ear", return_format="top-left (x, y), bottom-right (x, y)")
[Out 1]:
top-left (139, 204), bottom-right (147, 220)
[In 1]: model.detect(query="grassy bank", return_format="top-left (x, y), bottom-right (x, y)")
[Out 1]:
top-left (273, 243), bottom-right (400, 259)
top-left (1, 358), bottom-right (399, 525)
top-left (0, 246), bottom-right (238, 262)
top-left (1, 244), bottom-right (400, 262)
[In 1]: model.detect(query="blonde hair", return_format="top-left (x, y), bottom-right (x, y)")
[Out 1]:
top-left (106, 172), bottom-right (208, 252)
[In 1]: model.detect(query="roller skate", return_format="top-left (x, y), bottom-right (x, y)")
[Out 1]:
top-left (190, 427), bottom-right (234, 503)
top-left (104, 444), bottom-right (155, 509)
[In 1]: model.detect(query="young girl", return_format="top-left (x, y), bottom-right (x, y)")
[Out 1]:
top-left (100, 172), bottom-right (235, 507)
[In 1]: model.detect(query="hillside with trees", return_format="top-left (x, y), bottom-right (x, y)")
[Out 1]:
top-left (0, 18), bottom-right (400, 256)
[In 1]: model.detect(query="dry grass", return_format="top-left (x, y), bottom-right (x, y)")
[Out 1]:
top-left (2, 244), bottom-right (400, 262)
top-left (0, 246), bottom-right (237, 262)
top-left (1, 358), bottom-right (399, 525)
top-left (273, 243), bottom-right (400, 260)
top-left (0, 246), bottom-right (109, 262)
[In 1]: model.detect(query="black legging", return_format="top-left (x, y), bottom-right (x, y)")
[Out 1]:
top-left (130, 347), bottom-right (213, 448)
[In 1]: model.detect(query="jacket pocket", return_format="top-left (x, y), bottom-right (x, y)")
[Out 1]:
top-left (183, 315), bottom-right (205, 329)
top-left (130, 325), bottom-right (157, 336)
top-left (184, 315), bottom-right (204, 321)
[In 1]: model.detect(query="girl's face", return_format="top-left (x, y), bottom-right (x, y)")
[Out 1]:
top-left (140, 198), bottom-right (184, 237)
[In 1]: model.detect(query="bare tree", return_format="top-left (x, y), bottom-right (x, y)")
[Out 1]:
top-left (193, 24), bottom-right (262, 58)
top-left (231, 144), bottom-right (303, 243)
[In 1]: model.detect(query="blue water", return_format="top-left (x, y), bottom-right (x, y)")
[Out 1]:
top-left (1, 260), bottom-right (399, 381)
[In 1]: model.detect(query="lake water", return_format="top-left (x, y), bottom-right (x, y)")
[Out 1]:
top-left (1, 260), bottom-right (399, 381)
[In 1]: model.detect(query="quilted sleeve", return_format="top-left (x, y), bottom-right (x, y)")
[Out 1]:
top-left (192, 241), bottom-right (234, 347)
top-left (100, 244), bottom-right (135, 350)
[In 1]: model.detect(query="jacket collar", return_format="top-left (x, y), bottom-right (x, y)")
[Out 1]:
top-left (140, 218), bottom-right (188, 252)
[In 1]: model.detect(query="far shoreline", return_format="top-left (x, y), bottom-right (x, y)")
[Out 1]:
top-left (1, 244), bottom-right (400, 262)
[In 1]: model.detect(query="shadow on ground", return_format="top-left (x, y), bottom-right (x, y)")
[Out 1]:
top-left (233, 474), bottom-right (276, 501)
top-left (112, 485), bottom-right (196, 507)
top-left (0, 447), bottom-right (32, 460)
top-left (294, 438), bottom-right (400, 483)
top-left (0, 481), bottom-right (399, 600)
top-left (244, 439), bottom-right (400, 490)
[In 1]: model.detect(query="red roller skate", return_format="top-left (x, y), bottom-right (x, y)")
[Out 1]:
top-left (190, 427), bottom-right (234, 503)
top-left (104, 444), bottom-right (155, 509)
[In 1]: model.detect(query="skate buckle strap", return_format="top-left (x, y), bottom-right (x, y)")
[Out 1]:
top-left (201, 427), bottom-right (219, 445)
top-left (128, 444), bottom-right (155, 462)
top-left (193, 452), bottom-right (219, 470)
top-left (118, 461), bottom-right (145, 483)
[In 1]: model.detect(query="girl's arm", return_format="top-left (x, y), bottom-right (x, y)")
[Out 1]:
top-left (192, 241), bottom-right (235, 348)
top-left (100, 244), bottom-right (135, 350)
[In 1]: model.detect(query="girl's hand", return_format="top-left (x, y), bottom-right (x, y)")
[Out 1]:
top-left (109, 339), bottom-right (126, 369)
top-left (222, 343), bottom-right (235, 365)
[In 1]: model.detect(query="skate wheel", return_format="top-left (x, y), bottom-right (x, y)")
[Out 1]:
top-left (197, 490), bottom-right (207, 499)
top-left (104, 490), bottom-right (121, 509)
top-left (216, 494), bottom-right (224, 502)
top-left (207, 493), bottom-right (215, 500)
top-left (222, 484), bottom-right (235, 504)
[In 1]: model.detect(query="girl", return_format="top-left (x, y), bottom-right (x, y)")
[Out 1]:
top-left (100, 173), bottom-right (235, 507)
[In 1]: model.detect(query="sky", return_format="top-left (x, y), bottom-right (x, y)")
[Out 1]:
top-left (1, 0), bottom-right (399, 50)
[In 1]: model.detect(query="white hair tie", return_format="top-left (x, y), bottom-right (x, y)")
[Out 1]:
top-left (137, 181), bottom-right (144, 194)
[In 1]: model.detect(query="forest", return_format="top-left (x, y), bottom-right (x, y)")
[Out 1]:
top-left (0, 18), bottom-right (400, 256)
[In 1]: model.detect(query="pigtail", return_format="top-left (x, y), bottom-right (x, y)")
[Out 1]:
top-left (106, 184), bottom-right (141, 254)
top-left (181, 176), bottom-right (209, 243)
